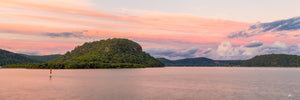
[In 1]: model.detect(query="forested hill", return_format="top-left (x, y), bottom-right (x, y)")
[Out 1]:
top-left (0, 49), bottom-right (38, 66)
top-left (0, 49), bottom-right (61, 66)
top-left (4, 38), bottom-right (164, 68)
top-left (50, 38), bottom-right (164, 68)
top-left (241, 54), bottom-right (300, 67)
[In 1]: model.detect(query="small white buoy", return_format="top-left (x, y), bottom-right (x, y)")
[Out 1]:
top-left (288, 94), bottom-right (292, 97)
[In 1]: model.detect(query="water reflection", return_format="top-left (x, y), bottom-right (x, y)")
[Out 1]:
top-left (0, 67), bottom-right (299, 100)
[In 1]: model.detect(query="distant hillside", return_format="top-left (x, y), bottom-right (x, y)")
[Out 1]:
top-left (0, 49), bottom-right (62, 66)
top-left (158, 57), bottom-right (242, 66)
top-left (4, 38), bottom-right (164, 69)
top-left (241, 54), bottom-right (300, 67)
top-left (159, 54), bottom-right (300, 67)
top-left (0, 49), bottom-right (38, 66)
top-left (25, 54), bottom-right (61, 62)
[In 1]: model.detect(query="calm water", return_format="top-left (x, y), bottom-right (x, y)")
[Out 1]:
top-left (0, 67), bottom-right (299, 100)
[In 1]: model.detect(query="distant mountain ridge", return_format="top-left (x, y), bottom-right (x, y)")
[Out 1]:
top-left (159, 54), bottom-right (300, 67)
top-left (0, 49), bottom-right (61, 66)
top-left (0, 49), bottom-right (37, 66)
top-left (158, 57), bottom-right (242, 66)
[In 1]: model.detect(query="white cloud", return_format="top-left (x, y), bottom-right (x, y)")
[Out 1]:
top-left (272, 41), bottom-right (287, 49)
top-left (216, 41), bottom-right (242, 59)
top-left (203, 40), bottom-right (300, 60)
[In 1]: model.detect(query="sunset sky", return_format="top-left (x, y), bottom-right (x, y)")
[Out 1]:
top-left (1, 0), bottom-right (300, 60)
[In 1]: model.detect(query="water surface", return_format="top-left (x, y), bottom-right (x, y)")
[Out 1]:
top-left (0, 67), bottom-right (299, 100)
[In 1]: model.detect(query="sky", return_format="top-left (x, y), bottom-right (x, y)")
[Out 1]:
top-left (1, 0), bottom-right (300, 60)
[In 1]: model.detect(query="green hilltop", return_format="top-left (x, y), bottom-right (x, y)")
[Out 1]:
top-left (4, 38), bottom-right (164, 69)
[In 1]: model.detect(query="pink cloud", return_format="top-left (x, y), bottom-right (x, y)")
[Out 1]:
top-left (1, 0), bottom-right (251, 34)
top-left (0, 40), bottom-right (79, 54)
top-left (0, 22), bottom-right (84, 34)
top-left (0, 0), bottom-right (259, 57)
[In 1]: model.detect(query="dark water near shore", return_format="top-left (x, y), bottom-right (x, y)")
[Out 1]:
top-left (0, 67), bottom-right (299, 100)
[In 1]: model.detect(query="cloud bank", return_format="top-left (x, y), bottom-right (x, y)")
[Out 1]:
top-left (203, 40), bottom-right (300, 60)
top-left (141, 40), bottom-right (300, 60)
top-left (228, 17), bottom-right (300, 38)
top-left (145, 47), bottom-right (200, 59)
